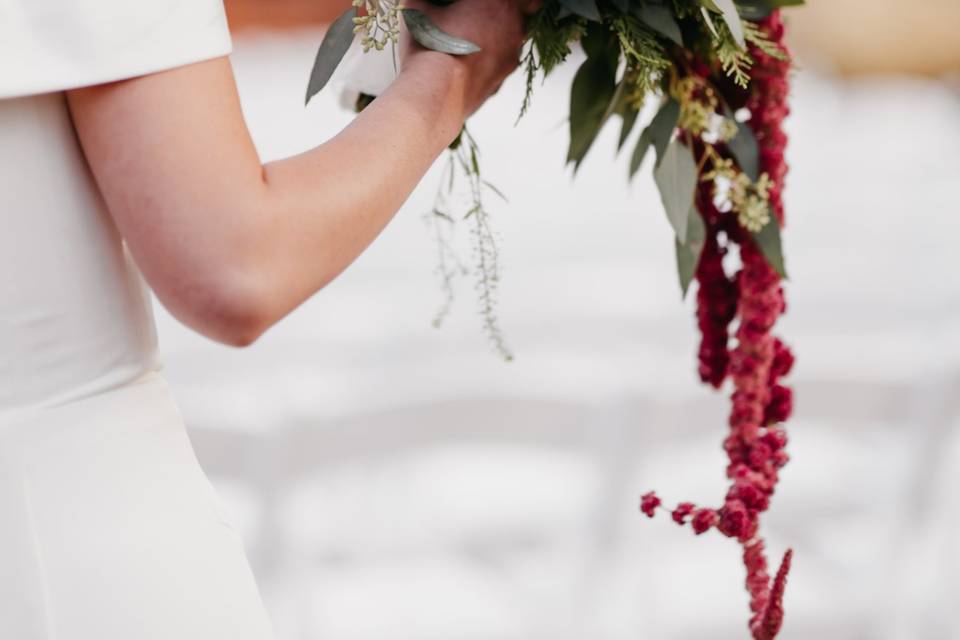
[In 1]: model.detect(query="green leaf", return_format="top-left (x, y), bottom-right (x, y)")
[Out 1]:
top-left (654, 139), bottom-right (698, 243)
top-left (483, 180), bottom-right (509, 203)
top-left (724, 108), bottom-right (760, 181)
top-left (559, 0), bottom-right (602, 21)
top-left (566, 54), bottom-right (617, 169)
top-left (305, 8), bottom-right (358, 106)
top-left (648, 98), bottom-right (680, 166)
top-left (580, 20), bottom-right (616, 59)
top-left (629, 127), bottom-right (653, 178)
top-left (355, 92), bottom-right (376, 112)
top-left (470, 144), bottom-right (480, 174)
top-left (752, 216), bottom-right (788, 278)
top-left (738, 0), bottom-right (805, 20)
top-left (603, 75), bottom-right (640, 153)
top-left (618, 106), bottom-right (639, 153)
top-left (699, 6), bottom-right (720, 39)
top-left (605, 74), bottom-right (639, 152)
top-left (449, 129), bottom-right (463, 151)
top-left (636, 4), bottom-right (684, 46)
top-left (708, 0), bottom-right (746, 48)
top-left (675, 206), bottom-right (706, 297)
top-left (628, 98), bottom-right (678, 178)
top-left (602, 73), bottom-right (629, 124)
top-left (402, 9), bottom-right (481, 55)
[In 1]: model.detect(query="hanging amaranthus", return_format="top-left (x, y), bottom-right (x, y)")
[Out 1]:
top-left (640, 12), bottom-right (795, 639)
top-left (306, 1), bottom-right (803, 635)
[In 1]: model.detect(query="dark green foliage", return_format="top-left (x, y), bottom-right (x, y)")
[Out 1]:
top-left (305, 0), bottom-right (803, 344)
top-left (753, 215), bottom-right (788, 278)
top-left (724, 105), bottom-right (760, 181)
top-left (518, 0), bottom-right (802, 286)
top-left (566, 23), bottom-right (619, 168)
top-left (675, 206), bottom-right (706, 296)
top-left (523, 0), bottom-right (751, 170)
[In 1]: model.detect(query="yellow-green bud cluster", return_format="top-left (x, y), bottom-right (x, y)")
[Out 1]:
top-left (676, 71), bottom-right (774, 234)
top-left (730, 172), bottom-right (773, 232)
top-left (352, 0), bottom-right (402, 53)
top-left (673, 76), bottom-right (739, 143)
top-left (717, 118), bottom-right (739, 143)
top-left (674, 76), bottom-right (717, 137)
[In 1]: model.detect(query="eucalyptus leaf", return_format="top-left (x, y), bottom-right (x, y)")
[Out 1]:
top-left (602, 73), bottom-right (630, 125)
top-left (559, 0), bottom-right (602, 21)
top-left (606, 74), bottom-right (640, 153)
top-left (736, 1), bottom-right (773, 19)
top-left (580, 20), bottom-right (616, 59)
top-left (737, 5), bottom-right (769, 19)
top-left (654, 139), bottom-right (698, 244)
top-left (724, 107), bottom-right (760, 181)
top-left (648, 98), bottom-right (680, 166)
top-left (711, 0), bottom-right (746, 48)
top-left (567, 55), bottom-right (617, 169)
top-left (738, 0), bottom-right (805, 19)
top-left (628, 98), bottom-right (678, 177)
top-left (618, 106), bottom-right (639, 153)
top-left (637, 3), bottom-right (684, 46)
top-left (305, 7), bottom-right (358, 106)
top-left (629, 127), bottom-right (653, 178)
top-left (675, 206), bottom-right (706, 297)
top-left (402, 9), bottom-right (481, 55)
top-left (700, 6), bottom-right (720, 39)
top-left (752, 216), bottom-right (788, 278)
top-left (566, 27), bottom-right (618, 170)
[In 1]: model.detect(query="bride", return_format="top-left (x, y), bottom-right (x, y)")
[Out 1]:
top-left (0, 0), bottom-right (528, 637)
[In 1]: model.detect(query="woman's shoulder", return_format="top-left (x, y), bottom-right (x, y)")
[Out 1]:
top-left (0, 0), bottom-right (232, 100)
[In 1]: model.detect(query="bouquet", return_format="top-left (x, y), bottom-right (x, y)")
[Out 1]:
top-left (306, 1), bottom-right (802, 637)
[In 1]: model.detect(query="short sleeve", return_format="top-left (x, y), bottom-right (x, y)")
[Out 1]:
top-left (0, 0), bottom-right (232, 99)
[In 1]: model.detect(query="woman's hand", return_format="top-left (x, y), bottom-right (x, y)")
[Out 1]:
top-left (400, 0), bottom-right (532, 119)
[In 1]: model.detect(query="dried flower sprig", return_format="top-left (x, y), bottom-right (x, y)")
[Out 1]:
top-left (351, 0), bottom-right (403, 52)
top-left (428, 128), bottom-right (513, 361)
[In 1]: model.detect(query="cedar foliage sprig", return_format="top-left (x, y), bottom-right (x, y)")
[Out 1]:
top-left (429, 128), bottom-right (513, 361)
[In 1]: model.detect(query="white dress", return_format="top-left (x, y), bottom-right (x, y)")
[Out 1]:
top-left (0, 2), bottom-right (275, 638)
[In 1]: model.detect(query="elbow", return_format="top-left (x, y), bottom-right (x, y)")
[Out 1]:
top-left (158, 265), bottom-right (275, 349)
top-left (210, 318), bottom-right (265, 349)
top-left (201, 281), bottom-right (273, 349)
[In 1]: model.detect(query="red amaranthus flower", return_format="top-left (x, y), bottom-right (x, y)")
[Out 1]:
top-left (640, 12), bottom-right (795, 639)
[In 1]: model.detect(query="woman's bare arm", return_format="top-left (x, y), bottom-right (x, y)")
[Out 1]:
top-left (67, 0), bottom-right (527, 346)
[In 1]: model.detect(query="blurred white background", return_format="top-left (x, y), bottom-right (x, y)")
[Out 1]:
top-left (155, 9), bottom-right (960, 639)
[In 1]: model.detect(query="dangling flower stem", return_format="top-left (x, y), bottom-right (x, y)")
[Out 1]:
top-left (639, 13), bottom-right (795, 639)
top-left (427, 128), bottom-right (513, 361)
